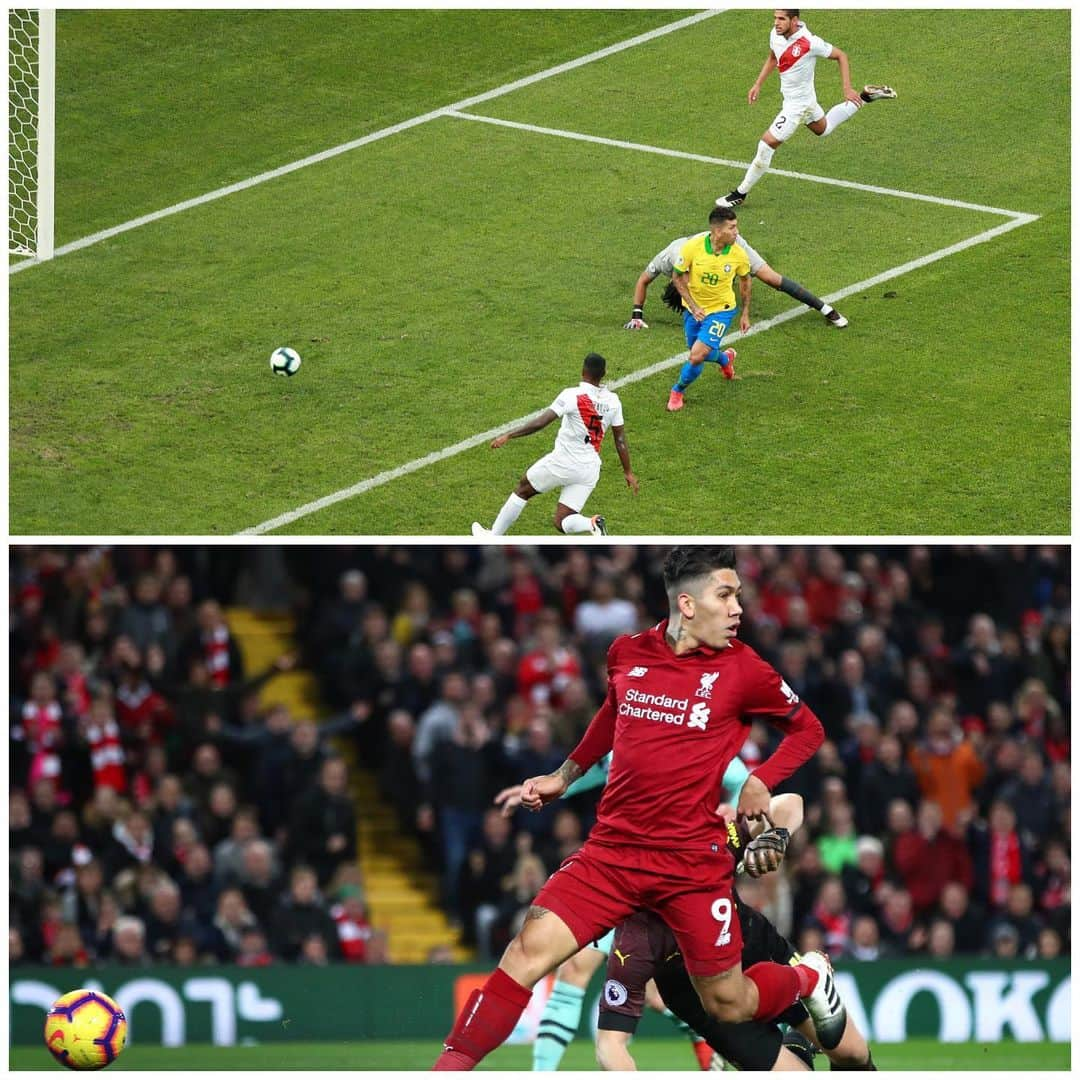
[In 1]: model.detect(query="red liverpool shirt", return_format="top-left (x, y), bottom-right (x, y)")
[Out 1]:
top-left (568, 620), bottom-right (823, 852)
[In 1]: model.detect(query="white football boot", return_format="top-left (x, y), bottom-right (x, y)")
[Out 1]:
top-left (798, 951), bottom-right (847, 1050)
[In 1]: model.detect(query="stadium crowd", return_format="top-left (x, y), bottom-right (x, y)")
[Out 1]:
top-left (9, 545), bottom-right (1070, 971)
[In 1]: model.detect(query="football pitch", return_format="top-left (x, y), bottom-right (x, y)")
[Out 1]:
top-left (9, 10), bottom-right (1069, 536)
top-left (8, 1037), bottom-right (1071, 1071)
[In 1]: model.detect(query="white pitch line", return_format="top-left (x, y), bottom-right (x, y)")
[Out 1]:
top-left (446, 110), bottom-right (1033, 220)
top-left (240, 210), bottom-right (1038, 536)
top-left (9, 9), bottom-right (722, 276)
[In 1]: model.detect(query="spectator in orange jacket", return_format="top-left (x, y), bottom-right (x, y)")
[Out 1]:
top-left (908, 704), bottom-right (985, 830)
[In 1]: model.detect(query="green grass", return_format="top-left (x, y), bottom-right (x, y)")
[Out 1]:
top-left (10, 10), bottom-right (1069, 534)
top-left (9, 1037), bottom-right (1071, 1071)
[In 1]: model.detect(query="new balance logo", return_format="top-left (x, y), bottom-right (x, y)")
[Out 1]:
top-left (628, 666), bottom-right (649, 677)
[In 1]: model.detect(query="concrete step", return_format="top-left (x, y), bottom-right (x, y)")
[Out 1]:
top-left (363, 852), bottom-right (428, 872)
top-left (368, 877), bottom-right (438, 900)
top-left (369, 898), bottom-right (444, 917)
top-left (257, 671), bottom-right (320, 717)
top-left (384, 943), bottom-right (474, 965)
top-left (368, 912), bottom-right (457, 933)
top-left (225, 608), bottom-right (294, 631)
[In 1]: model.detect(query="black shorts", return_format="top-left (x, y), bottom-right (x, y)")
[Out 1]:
top-left (598, 894), bottom-right (809, 1071)
top-left (736, 895), bottom-right (811, 1030)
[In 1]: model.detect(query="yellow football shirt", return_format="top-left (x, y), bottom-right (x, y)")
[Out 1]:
top-left (673, 235), bottom-right (751, 315)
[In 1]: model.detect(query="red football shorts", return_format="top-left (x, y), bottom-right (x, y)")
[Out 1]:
top-left (533, 838), bottom-right (743, 977)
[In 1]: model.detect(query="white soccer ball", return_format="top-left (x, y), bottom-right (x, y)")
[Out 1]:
top-left (270, 346), bottom-right (301, 376)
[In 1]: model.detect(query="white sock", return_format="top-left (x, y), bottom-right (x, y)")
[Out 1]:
top-left (739, 139), bottom-right (775, 193)
top-left (821, 303), bottom-right (834, 316)
top-left (560, 513), bottom-right (595, 535)
top-left (822, 99), bottom-right (859, 136)
top-left (491, 493), bottom-right (527, 535)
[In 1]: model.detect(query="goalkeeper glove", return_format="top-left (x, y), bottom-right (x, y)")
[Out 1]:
top-left (743, 824), bottom-right (791, 877)
top-left (624, 306), bottom-right (648, 330)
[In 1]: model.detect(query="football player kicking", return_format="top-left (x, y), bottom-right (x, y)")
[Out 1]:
top-left (433, 546), bottom-right (843, 1071)
top-left (471, 352), bottom-right (638, 538)
top-left (716, 9), bottom-right (896, 209)
top-left (625, 220), bottom-right (847, 331)
top-left (596, 794), bottom-right (877, 1071)
top-left (494, 753), bottom-right (756, 1071)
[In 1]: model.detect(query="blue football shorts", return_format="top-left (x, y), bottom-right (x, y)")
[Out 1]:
top-left (683, 308), bottom-right (737, 361)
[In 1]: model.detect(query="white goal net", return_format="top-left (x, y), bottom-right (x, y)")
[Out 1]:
top-left (9, 8), bottom-right (54, 261)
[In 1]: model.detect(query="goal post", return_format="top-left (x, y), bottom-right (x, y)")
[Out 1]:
top-left (9, 7), bottom-right (55, 262)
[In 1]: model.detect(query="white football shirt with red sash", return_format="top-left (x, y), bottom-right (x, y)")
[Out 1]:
top-left (770, 22), bottom-right (834, 105)
top-left (549, 382), bottom-right (624, 466)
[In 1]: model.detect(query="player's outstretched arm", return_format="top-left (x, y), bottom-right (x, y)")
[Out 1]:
top-left (500, 754), bottom-right (612, 816)
top-left (490, 409), bottom-right (558, 449)
top-left (736, 772), bottom-right (772, 819)
top-left (745, 683), bottom-right (825, 798)
top-left (748, 53), bottom-right (777, 103)
top-left (562, 678), bottom-right (619, 781)
top-left (671, 270), bottom-right (704, 321)
top-left (520, 759), bottom-right (582, 811)
top-left (828, 47), bottom-right (863, 105)
top-left (611, 425), bottom-right (639, 494)
top-left (738, 272), bottom-right (752, 333)
top-left (626, 272), bottom-right (655, 328)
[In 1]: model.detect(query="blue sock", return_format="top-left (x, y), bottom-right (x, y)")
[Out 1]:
top-left (706, 349), bottom-right (729, 367)
top-left (533, 980), bottom-right (586, 1070)
top-left (673, 362), bottom-right (703, 393)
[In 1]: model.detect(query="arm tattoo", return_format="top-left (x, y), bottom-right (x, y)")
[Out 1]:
top-left (555, 760), bottom-right (582, 786)
top-left (527, 905), bottom-right (550, 921)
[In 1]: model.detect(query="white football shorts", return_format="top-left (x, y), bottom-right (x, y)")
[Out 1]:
top-left (768, 99), bottom-right (825, 143)
top-left (526, 451), bottom-right (600, 512)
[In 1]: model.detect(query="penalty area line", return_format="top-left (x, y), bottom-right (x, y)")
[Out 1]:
top-left (446, 110), bottom-right (1037, 220)
top-left (238, 211), bottom-right (1038, 535)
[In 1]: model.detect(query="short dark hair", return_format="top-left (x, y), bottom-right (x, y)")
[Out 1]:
top-left (662, 546), bottom-right (737, 600)
top-left (708, 206), bottom-right (737, 226)
top-left (783, 10), bottom-right (800, 18)
top-left (582, 352), bottom-right (607, 379)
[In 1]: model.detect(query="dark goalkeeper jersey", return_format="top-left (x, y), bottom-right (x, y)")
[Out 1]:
top-left (568, 619), bottom-right (823, 853)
